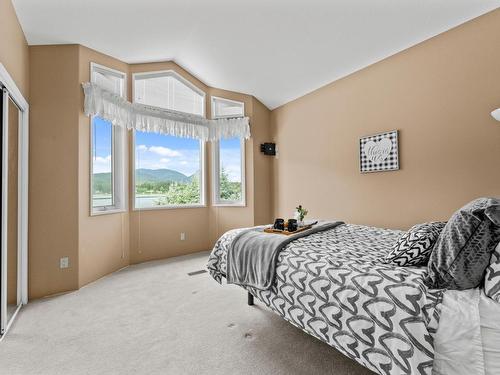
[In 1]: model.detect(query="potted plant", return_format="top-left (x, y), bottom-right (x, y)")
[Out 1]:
top-left (294, 205), bottom-right (308, 227)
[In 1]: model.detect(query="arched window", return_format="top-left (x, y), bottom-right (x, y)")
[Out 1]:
top-left (133, 70), bottom-right (205, 116)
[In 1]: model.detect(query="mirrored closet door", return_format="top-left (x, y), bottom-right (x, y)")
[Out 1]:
top-left (0, 68), bottom-right (29, 338)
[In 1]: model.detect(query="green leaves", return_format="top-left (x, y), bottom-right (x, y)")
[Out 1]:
top-left (133, 167), bottom-right (241, 206)
top-left (219, 167), bottom-right (241, 201)
top-left (295, 204), bottom-right (308, 221)
top-left (155, 175), bottom-right (200, 205)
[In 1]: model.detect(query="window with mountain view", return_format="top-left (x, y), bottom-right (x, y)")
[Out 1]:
top-left (90, 63), bottom-right (127, 214)
top-left (133, 70), bottom-right (205, 209)
top-left (134, 132), bottom-right (203, 208)
top-left (212, 97), bottom-right (245, 206)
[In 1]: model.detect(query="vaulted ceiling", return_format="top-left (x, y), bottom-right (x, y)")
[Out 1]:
top-left (12, 0), bottom-right (500, 109)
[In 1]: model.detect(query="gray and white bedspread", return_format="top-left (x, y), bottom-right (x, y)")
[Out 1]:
top-left (207, 224), bottom-right (444, 375)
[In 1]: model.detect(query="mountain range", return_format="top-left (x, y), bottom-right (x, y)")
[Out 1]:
top-left (93, 168), bottom-right (192, 187)
top-left (135, 168), bottom-right (191, 184)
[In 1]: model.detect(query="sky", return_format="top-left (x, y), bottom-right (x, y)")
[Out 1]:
top-left (92, 117), bottom-right (113, 174)
top-left (135, 130), bottom-right (200, 177)
top-left (92, 117), bottom-right (242, 181)
top-left (219, 138), bottom-right (242, 182)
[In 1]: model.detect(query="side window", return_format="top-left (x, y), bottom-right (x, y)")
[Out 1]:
top-left (91, 117), bottom-right (114, 208)
top-left (90, 63), bottom-right (127, 214)
top-left (211, 97), bottom-right (245, 206)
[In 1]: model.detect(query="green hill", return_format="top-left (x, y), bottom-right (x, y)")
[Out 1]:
top-left (135, 168), bottom-right (190, 184)
top-left (93, 168), bottom-right (191, 194)
top-left (92, 173), bottom-right (113, 194)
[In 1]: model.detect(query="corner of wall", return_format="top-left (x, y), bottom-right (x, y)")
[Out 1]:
top-left (28, 44), bottom-right (81, 298)
top-left (251, 97), bottom-right (273, 226)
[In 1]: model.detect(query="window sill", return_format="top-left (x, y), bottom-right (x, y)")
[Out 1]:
top-left (213, 202), bottom-right (247, 208)
top-left (91, 207), bottom-right (127, 217)
top-left (132, 204), bottom-right (207, 212)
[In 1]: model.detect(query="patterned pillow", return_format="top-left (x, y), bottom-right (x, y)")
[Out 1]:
top-left (426, 197), bottom-right (500, 290)
top-left (385, 222), bottom-right (446, 266)
top-left (485, 242), bottom-right (500, 302)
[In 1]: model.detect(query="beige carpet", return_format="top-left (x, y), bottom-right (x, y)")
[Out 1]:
top-left (0, 251), bottom-right (373, 375)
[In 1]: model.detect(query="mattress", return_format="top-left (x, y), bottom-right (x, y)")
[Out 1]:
top-left (208, 224), bottom-right (444, 375)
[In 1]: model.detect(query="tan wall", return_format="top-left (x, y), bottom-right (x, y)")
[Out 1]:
top-left (129, 208), bottom-right (211, 264)
top-left (26, 50), bottom-right (271, 297)
top-left (29, 45), bottom-right (80, 298)
top-left (0, 0), bottom-right (29, 98)
top-left (270, 9), bottom-right (500, 230)
top-left (251, 97), bottom-right (272, 226)
top-left (77, 46), bottom-right (130, 287)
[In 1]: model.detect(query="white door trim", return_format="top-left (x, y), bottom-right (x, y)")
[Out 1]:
top-left (0, 89), bottom-right (8, 335)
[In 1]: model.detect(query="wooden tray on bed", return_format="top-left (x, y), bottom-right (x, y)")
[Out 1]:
top-left (264, 224), bottom-right (312, 236)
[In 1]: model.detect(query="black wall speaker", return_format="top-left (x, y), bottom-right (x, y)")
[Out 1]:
top-left (260, 143), bottom-right (276, 156)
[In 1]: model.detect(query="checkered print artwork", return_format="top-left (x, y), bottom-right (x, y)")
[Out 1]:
top-left (359, 130), bottom-right (399, 173)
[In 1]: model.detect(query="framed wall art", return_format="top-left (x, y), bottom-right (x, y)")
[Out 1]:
top-left (359, 130), bottom-right (399, 173)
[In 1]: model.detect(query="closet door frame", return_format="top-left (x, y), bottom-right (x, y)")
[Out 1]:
top-left (0, 63), bottom-right (29, 338)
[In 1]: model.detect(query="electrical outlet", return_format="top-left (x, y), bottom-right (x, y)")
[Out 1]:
top-left (180, 232), bottom-right (186, 241)
top-left (60, 257), bottom-right (69, 269)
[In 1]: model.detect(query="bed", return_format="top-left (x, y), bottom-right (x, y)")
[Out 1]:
top-left (207, 223), bottom-right (500, 375)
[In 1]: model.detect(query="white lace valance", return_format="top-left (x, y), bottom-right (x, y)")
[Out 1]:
top-left (82, 82), bottom-right (250, 141)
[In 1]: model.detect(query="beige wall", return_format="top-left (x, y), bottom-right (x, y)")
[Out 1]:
top-left (77, 46), bottom-right (131, 287)
top-left (26, 50), bottom-right (271, 297)
top-left (30, 45), bottom-right (132, 295)
top-left (251, 97), bottom-right (273, 226)
top-left (29, 45), bottom-right (80, 298)
top-left (271, 9), bottom-right (500, 230)
top-left (0, 0), bottom-right (29, 98)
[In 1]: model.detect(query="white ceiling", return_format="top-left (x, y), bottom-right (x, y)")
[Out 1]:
top-left (12, 0), bottom-right (500, 109)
